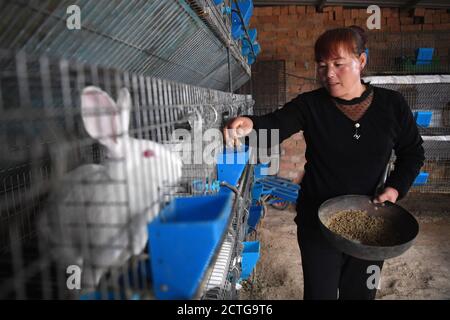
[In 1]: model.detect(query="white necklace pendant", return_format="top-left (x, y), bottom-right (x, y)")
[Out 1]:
top-left (353, 123), bottom-right (360, 140)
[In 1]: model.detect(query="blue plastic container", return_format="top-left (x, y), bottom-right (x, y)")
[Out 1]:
top-left (251, 181), bottom-right (266, 203)
top-left (232, 23), bottom-right (244, 40)
top-left (254, 162), bottom-right (271, 180)
top-left (231, 0), bottom-right (254, 39)
top-left (243, 43), bottom-right (261, 58)
top-left (413, 172), bottom-right (429, 186)
top-left (217, 145), bottom-right (250, 189)
top-left (148, 193), bottom-right (234, 299)
top-left (242, 30), bottom-right (259, 57)
top-left (416, 48), bottom-right (434, 65)
top-left (240, 241), bottom-right (260, 280)
top-left (247, 28), bottom-right (257, 43)
top-left (233, 0), bottom-right (253, 26)
top-left (414, 111), bottom-right (432, 127)
top-left (247, 205), bottom-right (263, 233)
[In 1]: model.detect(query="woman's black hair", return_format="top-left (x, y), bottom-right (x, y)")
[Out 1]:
top-left (315, 26), bottom-right (368, 61)
top-left (348, 25), bottom-right (368, 55)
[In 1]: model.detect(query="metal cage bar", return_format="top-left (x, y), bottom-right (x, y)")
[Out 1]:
top-left (0, 49), bottom-right (254, 299)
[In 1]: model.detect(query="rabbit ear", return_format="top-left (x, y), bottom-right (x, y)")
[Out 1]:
top-left (81, 86), bottom-right (122, 151)
top-left (116, 88), bottom-right (131, 134)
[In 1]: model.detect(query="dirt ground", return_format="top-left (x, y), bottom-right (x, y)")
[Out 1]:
top-left (240, 193), bottom-right (450, 300)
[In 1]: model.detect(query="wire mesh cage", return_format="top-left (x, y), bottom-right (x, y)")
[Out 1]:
top-left (244, 60), bottom-right (287, 116)
top-left (0, 0), bottom-right (250, 92)
top-left (187, 0), bottom-right (233, 47)
top-left (0, 49), bottom-right (254, 299)
top-left (365, 75), bottom-right (450, 136)
top-left (418, 159), bottom-right (450, 193)
top-left (365, 30), bottom-right (450, 75)
top-left (365, 75), bottom-right (450, 194)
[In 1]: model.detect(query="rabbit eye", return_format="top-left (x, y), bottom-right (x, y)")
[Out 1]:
top-left (143, 150), bottom-right (155, 158)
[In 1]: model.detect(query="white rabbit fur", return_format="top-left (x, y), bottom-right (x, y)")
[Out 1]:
top-left (39, 86), bottom-right (182, 289)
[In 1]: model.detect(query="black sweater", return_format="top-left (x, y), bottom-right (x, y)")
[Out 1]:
top-left (249, 84), bottom-right (425, 225)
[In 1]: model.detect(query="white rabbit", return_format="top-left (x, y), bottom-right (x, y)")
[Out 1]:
top-left (39, 86), bottom-right (183, 289)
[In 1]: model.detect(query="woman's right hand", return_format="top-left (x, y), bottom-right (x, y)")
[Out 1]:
top-left (223, 116), bottom-right (254, 147)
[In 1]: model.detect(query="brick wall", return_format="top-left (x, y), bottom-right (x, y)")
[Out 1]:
top-left (250, 5), bottom-right (450, 182)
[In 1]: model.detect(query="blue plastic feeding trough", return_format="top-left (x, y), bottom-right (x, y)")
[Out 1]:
top-left (254, 162), bottom-right (271, 180)
top-left (248, 28), bottom-right (257, 43)
top-left (251, 181), bottom-right (269, 203)
top-left (242, 29), bottom-right (260, 58)
top-left (148, 193), bottom-right (234, 299)
top-left (247, 205), bottom-right (263, 233)
top-left (414, 111), bottom-right (433, 127)
top-left (242, 45), bottom-right (251, 56)
top-left (243, 42), bottom-right (261, 60)
top-left (241, 28), bottom-right (257, 45)
top-left (240, 241), bottom-right (260, 280)
top-left (413, 172), bottom-right (429, 186)
top-left (416, 48), bottom-right (434, 65)
top-left (217, 145), bottom-right (250, 189)
top-left (231, 0), bottom-right (254, 40)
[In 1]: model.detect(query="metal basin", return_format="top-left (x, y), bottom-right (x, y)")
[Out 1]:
top-left (318, 195), bottom-right (419, 261)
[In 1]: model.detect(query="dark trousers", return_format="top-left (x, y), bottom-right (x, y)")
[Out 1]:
top-left (297, 224), bottom-right (384, 300)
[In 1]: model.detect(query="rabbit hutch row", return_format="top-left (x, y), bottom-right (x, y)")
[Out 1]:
top-left (0, 0), bottom-right (287, 300)
top-left (361, 30), bottom-right (450, 196)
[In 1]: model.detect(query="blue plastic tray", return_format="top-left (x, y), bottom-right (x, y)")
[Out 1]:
top-left (413, 172), bottom-right (429, 186)
top-left (414, 111), bottom-right (432, 127)
top-left (231, 0), bottom-right (254, 39)
top-left (247, 205), bottom-right (263, 233)
top-left (148, 193), bottom-right (234, 299)
top-left (254, 162), bottom-right (271, 180)
top-left (240, 241), bottom-right (260, 280)
top-left (217, 145), bottom-right (250, 190)
top-left (416, 48), bottom-right (434, 65)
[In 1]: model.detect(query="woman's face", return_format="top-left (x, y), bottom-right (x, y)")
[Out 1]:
top-left (317, 47), bottom-right (367, 100)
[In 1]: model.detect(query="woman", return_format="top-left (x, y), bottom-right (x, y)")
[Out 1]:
top-left (223, 26), bottom-right (425, 300)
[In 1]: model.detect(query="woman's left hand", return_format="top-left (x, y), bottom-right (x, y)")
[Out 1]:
top-left (373, 187), bottom-right (399, 204)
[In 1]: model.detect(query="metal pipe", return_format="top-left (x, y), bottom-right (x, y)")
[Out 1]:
top-left (227, 46), bottom-right (233, 92)
top-left (220, 181), bottom-right (241, 197)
